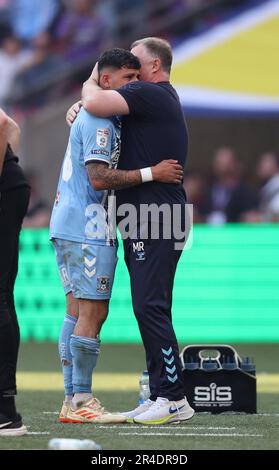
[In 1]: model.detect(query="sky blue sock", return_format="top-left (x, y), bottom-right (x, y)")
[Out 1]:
top-left (70, 335), bottom-right (100, 394)
top-left (58, 314), bottom-right (77, 397)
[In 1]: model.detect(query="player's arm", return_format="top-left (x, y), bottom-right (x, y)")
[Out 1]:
top-left (87, 160), bottom-right (184, 191)
top-left (0, 109), bottom-right (9, 176)
top-left (87, 162), bottom-right (140, 190)
top-left (82, 67), bottom-right (129, 118)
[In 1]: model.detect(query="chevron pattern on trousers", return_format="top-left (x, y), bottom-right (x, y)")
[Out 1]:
top-left (164, 356), bottom-right (174, 365)
top-left (161, 347), bottom-right (178, 384)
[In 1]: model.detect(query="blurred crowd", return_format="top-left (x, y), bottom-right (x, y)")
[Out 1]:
top-left (0, 0), bottom-right (113, 107)
top-left (2, 0), bottom-right (276, 227)
top-left (22, 170), bottom-right (51, 228)
top-left (184, 148), bottom-right (279, 224)
top-left (0, 0), bottom-right (223, 107)
top-left (22, 147), bottom-right (279, 228)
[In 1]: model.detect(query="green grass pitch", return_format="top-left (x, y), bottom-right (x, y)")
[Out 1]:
top-left (0, 343), bottom-right (278, 450)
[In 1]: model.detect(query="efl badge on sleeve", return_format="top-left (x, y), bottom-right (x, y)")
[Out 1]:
top-left (96, 129), bottom-right (109, 148)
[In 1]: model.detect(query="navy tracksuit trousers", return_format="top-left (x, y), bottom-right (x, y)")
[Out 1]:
top-left (123, 233), bottom-right (185, 401)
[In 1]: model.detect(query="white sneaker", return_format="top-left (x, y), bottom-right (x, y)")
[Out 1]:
top-left (122, 399), bottom-right (154, 423)
top-left (133, 396), bottom-right (194, 425)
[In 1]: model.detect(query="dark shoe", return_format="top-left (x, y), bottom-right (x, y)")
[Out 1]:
top-left (0, 413), bottom-right (27, 436)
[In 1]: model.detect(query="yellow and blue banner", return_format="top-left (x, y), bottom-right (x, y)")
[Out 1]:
top-left (172, 0), bottom-right (279, 115)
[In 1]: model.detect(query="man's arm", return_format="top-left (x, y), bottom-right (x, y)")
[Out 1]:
top-left (0, 109), bottom-right (9, 176)
top-left (87, 160), bottom-right (184, 191)
top-left (82, 76), bottom-right (129, 118)
top-left (0, 109), bottom-right (21, 175)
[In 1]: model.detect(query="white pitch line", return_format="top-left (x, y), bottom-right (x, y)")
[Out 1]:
top-left (96, 425), bottom-right (236, 430)
top-left (43, 411), bottom-right (59, 414)
top-left (27, 432), bottom-right (50, 435)
top-left (41, 417), bottom-right (237, 430)
top-left (118, 432), bottom-right (263, 437)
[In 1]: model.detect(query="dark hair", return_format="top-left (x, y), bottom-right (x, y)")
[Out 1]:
top-left (131, 37), bottom-right (172, 74)
top-left (98, 48), bottom-right (141, 73)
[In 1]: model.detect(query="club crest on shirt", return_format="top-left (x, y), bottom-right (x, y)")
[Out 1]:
top-left (96, 128), bottom-right (109, 148)
top-left (97, 276), bottom-right (110, 293)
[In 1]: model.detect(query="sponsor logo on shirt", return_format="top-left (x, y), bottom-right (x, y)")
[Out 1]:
top-left (91, 149), bottom-right (110, 157)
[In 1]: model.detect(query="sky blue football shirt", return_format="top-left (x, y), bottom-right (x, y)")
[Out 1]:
top-left (50, 107), bottom-right (120, 245)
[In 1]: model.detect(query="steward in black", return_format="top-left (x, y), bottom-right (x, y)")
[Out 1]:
top-left (0, 138), bottom-right (30, 431)
top-left (0, 144), bottom-right (29, 192)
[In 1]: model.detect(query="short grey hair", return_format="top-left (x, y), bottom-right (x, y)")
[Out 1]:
top-left (131, 37), bottom-right (172, 74)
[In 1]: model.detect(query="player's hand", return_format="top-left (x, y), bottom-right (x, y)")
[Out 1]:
top-left (152, 160), bottom-right (184, 184)
top-left (66, 100), bottom-right (82, 126)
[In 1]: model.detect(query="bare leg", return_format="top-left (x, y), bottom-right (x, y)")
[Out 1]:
top-left (73, 299), bottom-right (109, 338)
top-left (66, 292), bottom-right (79, 319)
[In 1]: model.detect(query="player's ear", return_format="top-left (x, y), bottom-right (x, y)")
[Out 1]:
top-left (99, 73), bottom-right (110, 89)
